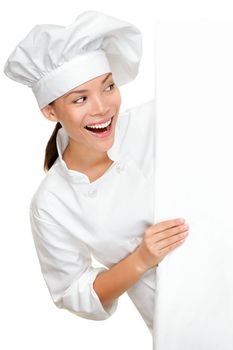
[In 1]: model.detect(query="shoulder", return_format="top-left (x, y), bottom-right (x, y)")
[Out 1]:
top-left (125, 99), bottom-right (155, 116)
top-left (117, 100), bottom-right (155, 178)
top-left (29, 164), bottom-right (66, 220)
top-left (119, 100), bottom-right (155, 143)
top-left (117, 99), bottom-right (155, 123)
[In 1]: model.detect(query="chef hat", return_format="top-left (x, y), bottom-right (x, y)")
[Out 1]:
top-left (3, 10), bottom-right (142, 109)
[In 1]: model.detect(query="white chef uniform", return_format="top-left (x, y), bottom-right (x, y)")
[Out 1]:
top-left (29, 99), bottom-right (156, 335)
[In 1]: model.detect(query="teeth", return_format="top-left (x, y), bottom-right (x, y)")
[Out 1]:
top-left (86, 119), bottom-right (111, 129)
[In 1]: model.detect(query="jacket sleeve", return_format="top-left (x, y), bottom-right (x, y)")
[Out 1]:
top-left (29, 209), bottom-right (118, 320)
top-left (123, 100), bottom-right (155, 179)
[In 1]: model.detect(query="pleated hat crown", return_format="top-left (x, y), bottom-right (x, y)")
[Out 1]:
top-left (3, 10), bottom-right (142, 109)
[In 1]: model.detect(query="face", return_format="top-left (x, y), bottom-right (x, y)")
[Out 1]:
top-left (41, 73), bottom-right (121, 157)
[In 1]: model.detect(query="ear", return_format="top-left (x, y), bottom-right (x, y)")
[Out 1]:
top-left (40, 104), bottom-right (58, 122)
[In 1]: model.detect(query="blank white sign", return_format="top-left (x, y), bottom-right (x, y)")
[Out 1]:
top-left (153, 19), bottom-right (233, 350)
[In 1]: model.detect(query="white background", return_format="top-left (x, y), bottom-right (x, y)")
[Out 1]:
top-left (2, 1), bottom-right (233, 349)
top-left (0, 1), bottom-right (154, 350)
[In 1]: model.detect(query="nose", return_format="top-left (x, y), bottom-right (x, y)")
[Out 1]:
top-left (90, 94), bottom-right (109, 116)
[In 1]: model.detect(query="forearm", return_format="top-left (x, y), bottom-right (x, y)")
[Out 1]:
top-left (93, 248), bottom-right (149, 307)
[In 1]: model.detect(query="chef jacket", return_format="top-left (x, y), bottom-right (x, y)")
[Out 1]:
top-left (29, 99), bottom-right (157, 335)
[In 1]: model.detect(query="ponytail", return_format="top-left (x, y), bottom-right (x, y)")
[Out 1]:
top-left (43, 121), bottom-right (62, 172)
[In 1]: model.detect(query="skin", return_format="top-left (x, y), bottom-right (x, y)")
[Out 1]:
top-left (41, 72), bottom-right (189, 305)
top-left (41, 72), bottom-right (121, 177)
top-left (94, 218), bottom-right (189, 306)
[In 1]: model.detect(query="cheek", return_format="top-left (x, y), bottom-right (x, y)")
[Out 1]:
top-left (112, 88), bottom-right (121, 107)
top-left (58, 109), bottom-right (84, 128)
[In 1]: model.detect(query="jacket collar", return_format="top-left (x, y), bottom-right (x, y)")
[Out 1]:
top-left (54, 110), bottom-right (129, 183)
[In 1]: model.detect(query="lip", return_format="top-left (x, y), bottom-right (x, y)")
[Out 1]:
top-left (84, 116), bottom-right (114, 138)
top-left (85, 117), bottom-right (112, 127)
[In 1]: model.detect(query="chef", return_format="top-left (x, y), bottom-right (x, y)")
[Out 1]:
top-left (3, 10), bottom-right (189, 337)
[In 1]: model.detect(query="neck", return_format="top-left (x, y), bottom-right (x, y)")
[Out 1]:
top-left (62, 139), bottom-right (112, 172)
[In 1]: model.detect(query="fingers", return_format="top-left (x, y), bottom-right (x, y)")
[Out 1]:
top-left (139, 218), bottom-right (189, 270)
top-left (145, 219), bottom-right (189, 255)
top-left (152, 223), bottom-right (189, 244)
top-left (147, 218), bottom-right (185, 234)
top-left (156, 227), bottom-right (188, 250)
top-left (159, 237), bottom-right (186, 254)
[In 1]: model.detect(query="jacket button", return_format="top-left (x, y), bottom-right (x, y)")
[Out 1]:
top-left (116, 163), bottom-right (124, 173)
top-left (88, 188), bottom-right (97, 197)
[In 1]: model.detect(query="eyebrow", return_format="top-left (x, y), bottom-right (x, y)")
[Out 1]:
top-left (66, 73), bottom-right (112, 96)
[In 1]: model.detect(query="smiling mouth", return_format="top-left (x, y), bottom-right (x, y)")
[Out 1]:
top-left (84, 116), bottom-right (114, 133)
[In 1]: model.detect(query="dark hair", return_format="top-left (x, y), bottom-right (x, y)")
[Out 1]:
top-left (43, 102), bottom-right (62, 172)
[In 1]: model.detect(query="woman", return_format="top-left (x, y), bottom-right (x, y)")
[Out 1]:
top-left (3, 10), bottom-right (189, 336)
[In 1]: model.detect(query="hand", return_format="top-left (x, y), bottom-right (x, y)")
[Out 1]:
top-left (133, 218), bottom-right (189, 273)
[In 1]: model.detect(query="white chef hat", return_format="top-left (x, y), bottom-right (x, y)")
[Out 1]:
top-left (3, 10), bottom-right (142, 109)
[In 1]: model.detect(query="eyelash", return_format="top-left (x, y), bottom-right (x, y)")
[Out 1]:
top-left (73, 83), bottom-right (115, 104)
top-left (105, 83), bottom-right (115, 92)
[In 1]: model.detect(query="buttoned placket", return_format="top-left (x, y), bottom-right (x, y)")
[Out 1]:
top-left (87, 187), bottom-right (98, 198)
top-left (86, 160), bottom-right (126, 198)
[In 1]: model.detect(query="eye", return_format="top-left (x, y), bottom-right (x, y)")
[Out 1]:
top-left (73, 96), bottom-right (86, 104)
top-left (104, 83), bottom-right (115, 92)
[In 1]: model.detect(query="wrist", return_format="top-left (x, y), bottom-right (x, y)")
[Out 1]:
top-left (131, 247), bottom-right (151, 274)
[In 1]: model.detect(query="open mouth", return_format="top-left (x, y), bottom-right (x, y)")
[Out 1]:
top-left (84, 117), bottom-right (113, 134)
